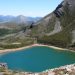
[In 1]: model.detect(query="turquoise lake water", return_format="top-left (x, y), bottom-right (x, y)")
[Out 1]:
top-left (0, 46), bottom-right (75, 72)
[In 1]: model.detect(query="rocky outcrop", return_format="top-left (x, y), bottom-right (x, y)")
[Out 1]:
top-left (1, 64), bottom-right (75, 75)
top-left (54, 1), bottom-right (64, 18)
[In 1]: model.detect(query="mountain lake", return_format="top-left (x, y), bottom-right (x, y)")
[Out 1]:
top-left (0, 46), bottom-right (75, 72)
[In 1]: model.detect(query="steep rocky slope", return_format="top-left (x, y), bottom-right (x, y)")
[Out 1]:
top-left (31, 0), bottom-right (75, 49)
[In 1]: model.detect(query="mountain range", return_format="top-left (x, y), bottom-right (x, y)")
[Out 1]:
top-left (0, 15), bottom-right (41, 23)
top-left (0, 0), bottom-right (75, 50)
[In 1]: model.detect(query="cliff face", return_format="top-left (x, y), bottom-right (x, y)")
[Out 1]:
top-left (31, 0), bottom-right (75, 48)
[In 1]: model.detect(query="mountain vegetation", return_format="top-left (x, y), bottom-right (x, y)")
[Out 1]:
top-left (0, 0), bottom-right (75, 50)
top-left (31, 0), bottom-right (75, 49)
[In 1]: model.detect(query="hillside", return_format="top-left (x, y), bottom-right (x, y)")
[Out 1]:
top-left (30, 0), bottom-right (75, 49)
top-left (0, 16), bottom-right (41, 49)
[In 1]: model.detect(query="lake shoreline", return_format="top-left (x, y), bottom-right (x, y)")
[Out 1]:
top-left (0, 44), bottom-right (75, 75)
top-left (0, 43), bottom-right (75, 54)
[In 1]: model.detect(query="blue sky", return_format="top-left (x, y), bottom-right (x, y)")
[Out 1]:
top-left (0, 0), bottom-right (63, 17)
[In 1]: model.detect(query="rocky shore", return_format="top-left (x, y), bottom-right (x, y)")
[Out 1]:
top-left (0, 64), bottom-right (75, 75)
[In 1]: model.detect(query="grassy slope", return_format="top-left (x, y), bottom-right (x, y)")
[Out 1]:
top-left (0, 22), bottom-right (35, 49)
top-left (0, 3), bottom-right (75, 49)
